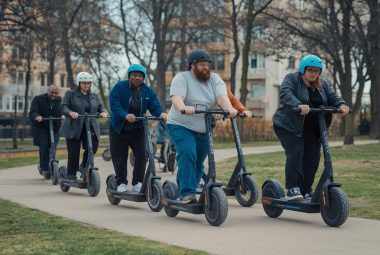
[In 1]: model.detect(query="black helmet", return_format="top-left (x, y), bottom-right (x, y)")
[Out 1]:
top-left (188, 49), bottom-right (212, 70)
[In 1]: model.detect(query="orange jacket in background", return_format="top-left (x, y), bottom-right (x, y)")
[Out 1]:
top-left (226, 85), bottom-right (247, 112)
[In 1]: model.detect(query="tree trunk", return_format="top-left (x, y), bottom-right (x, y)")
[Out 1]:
top-left (230, 0), bottom-right (240, 94)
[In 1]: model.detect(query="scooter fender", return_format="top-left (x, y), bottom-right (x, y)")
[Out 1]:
top-left (147, 176), bottom-right (161, 197)
top-left (205, 182), bottom-right (224, 210)
top-left (238, 171), bottom-right (252, 194)
top-left (88, 167), bottom-right (99, 185)
top-left (322, 182), bottom-right (342, 210)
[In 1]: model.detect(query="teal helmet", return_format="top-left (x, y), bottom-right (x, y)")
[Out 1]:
top-left (299, 55), bottom-right (323, 74)
top-left (128, 64), bottom-right (147, 79)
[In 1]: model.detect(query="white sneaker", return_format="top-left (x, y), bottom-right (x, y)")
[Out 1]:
top-left (132, 182), bottom-right (142, 192)
top-left (117, 183), bottom-right (128, 192)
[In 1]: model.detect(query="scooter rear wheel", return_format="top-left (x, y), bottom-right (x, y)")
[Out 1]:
top-left (320, 187), bottom-right (349, 227)
top-left (163, 182), bottom-right (179, 217)
top-left (235, 175), bottom-right (259, 207)
top-left (87, 170), bottom-right (101, 197)
top-left (106, 174), bottom-right (121, 205)
top-left (51, 161), bottom-right (59, 185)
top-left (262, 182), bottom-right (284, 218)
top-left (147, 179), bottom-right (163, 212)
top-left (58, 166), bottom-right (70, 192)
top-left (205, 187), bottom-right (228, 226)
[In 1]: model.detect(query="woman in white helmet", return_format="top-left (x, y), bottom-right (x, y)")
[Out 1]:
top-left (61, 72), bottom-right (109, 180)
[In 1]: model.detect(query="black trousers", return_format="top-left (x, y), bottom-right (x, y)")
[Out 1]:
top-left (110, 127), bottom-right (146, 186)
top-left (66, 127), bottom-right (99, 176)
top-left (274, 126), bottom-right (321, 195)
top-left (36, 128), bottom-right (60, 171)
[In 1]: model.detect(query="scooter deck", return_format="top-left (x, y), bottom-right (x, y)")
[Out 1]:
top-left (60, 179), bottom-right (87, 189)
top-left (262, 196), bottom-right (320, 213)
top-left (162, 198), bottom-right (204, 214)
top-left (107, 189), bottom-right (146, 202)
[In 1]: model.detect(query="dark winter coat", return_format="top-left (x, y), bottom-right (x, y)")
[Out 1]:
top-left (61, 88), bottom-right (107, 140)
top-left (272, 72), bottom-right (346, 136)
top-left (29, 93), bottom-right (62, 146)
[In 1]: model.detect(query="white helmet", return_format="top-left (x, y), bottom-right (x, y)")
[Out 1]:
top-left (76, 72), bottom-right (93, 86)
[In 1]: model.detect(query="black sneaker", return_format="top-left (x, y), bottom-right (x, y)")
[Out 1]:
top-left (304, 192), bottom-right (314, 199)
top-left (286, 187), bottom-right (303, 201)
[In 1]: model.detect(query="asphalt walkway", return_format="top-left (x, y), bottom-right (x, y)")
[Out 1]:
top-left (0, 140), bottom-right (379, 255)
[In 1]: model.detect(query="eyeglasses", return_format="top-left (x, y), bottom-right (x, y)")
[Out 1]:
top-left (306, 68), bottom-right (321, 75)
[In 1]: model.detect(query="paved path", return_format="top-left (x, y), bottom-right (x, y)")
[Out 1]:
top-left (0, 140), bottom-right (379, 255)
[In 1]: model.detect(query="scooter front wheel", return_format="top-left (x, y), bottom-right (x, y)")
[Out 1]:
top-left (51, 161), bottom-right (59, 185)
top-left (106, 174), bottom-right (121, 205)
top-left (87, 170), bottom-right (101, 197)
top-left (320, 187), bottom-right (349, 227)
top-left (147, 179), bottom-right (163, 212)
top-left (235, 175), bottom-right (259, 207)
top-left (205, 187), bottom-right (228, 226)
top-left (163, 182), bottom-right (179, 217)
top-left (262, 181), bottom-right (284, 218)
top-left (58, 166), bottom-right (70, 192)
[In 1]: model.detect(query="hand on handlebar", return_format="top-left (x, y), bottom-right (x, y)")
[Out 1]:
top-left (100, 112), bottom-right (109, 119)
top-left (126, 114), bottom-right (136, 122)
top-left (70, 112), bottom-right (79, 119)
top-left (181, 106), bottom-right (195, 115)
top-left (228, 108), bottom-right (238, 118)
top-left (160, 112), bottom-right (168, 121)
top-left (242, 110), bottom-right (253, 118)
top-left (35, 116), bottom-right (43, 122)
top-left (298, 104), bottom-right (310, 115)
top-left (339, 105), bottom-right (350, 116)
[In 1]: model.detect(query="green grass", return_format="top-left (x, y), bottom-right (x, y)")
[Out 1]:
top-left (216, 143), bottom-right (380, 220)
top-left (0, 199), bottom-right (207, 255)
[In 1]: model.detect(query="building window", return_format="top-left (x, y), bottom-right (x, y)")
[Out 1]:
top-left (250, 53), bottom-right (265, 69)
top-left (18, 72), bottom-right (24, 85)
top-left (60, 74), bottom-right (65, 87)
top-left (210, 53), bottom-right (225, 70)
top-left (10, 69), bottom-right (17, 84)
top-left (17, 96), bottom-right (24, 111)
top-left (288, 56), bottom-right (295, 69)
top-left (40, 73), bottom-right (46, 86)
top-left (250, 80), bottom-right (266, 100)
top-left (0, 96), bottom-right (3, 110)
top-left (6, 96), bottom-right (11, 110)
top-left (252, 25), bottom-right (269, 40)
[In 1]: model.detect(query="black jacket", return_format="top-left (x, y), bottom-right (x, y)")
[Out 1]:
top-left (61, 88), bottom-right (107, 139)
top-left (29, 93), bottom-right (62, 130)
top-left (273, 72), bottom-right (346, 136)
top-left (29, 93), bottom-right (62, 145)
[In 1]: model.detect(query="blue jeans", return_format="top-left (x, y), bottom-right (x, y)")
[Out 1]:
top-left (167, 124), bottom-right (209, 198)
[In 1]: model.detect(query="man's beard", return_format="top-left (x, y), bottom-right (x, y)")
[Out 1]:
top-left (193, 68), bottom-right (211, 82)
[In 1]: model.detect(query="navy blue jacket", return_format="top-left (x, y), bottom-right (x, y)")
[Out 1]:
top-left (273, 72), bottom-right (345, 136)
top-left (109, 80), bottom-right (164, 133)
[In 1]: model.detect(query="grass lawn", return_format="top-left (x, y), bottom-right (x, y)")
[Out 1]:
top-left (0, 199), bottom-right (207, 255)
top-left (216, 143), bottom-right (380, 220)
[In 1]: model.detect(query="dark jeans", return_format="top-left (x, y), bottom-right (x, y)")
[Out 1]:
top-left (110, 127), bottom-right (146, 186)
top-left (274, 126), bottom-right (321, 195)
top-left (66, 127), bottom-right (99, 176)
top-left (37, 128), bottom-right (60, 171)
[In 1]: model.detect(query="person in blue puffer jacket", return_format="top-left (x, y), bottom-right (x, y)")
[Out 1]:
top-left (109, 64), bottom-right (167, 193)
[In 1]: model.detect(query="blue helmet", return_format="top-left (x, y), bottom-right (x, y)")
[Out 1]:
top-left (128, 64), bottom-right (147, 79)
top-left (299, 55), bottom-right (323, 74)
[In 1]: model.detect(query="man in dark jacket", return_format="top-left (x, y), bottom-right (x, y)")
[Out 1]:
top-left (29, 85), bottom-right (62, 175)
top-left (109, 64), bottom-right (167, 192)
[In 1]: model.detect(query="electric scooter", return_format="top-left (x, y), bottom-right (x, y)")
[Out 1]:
top-left (58, 114), bottom-right (102, 197)
top-left (106, 115), bottom-right (164, 212)
top-left (161, 108), bottom-right (229, 226)
top-left (262, 106), bottom-right (350, 227)
top-left (40, 117), bottom-right (63, 185)
top-left (202, 113), bottom-right (259, 207)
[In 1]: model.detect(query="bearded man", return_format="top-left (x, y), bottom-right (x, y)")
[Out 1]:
top-left (166, 49), bottom-right (237, 202)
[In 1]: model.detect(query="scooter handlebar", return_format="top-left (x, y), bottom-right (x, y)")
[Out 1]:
top-left (292, 106), bottom-right (353, 114)
top-left (180, 108), bottom-right (230, 116)
top-left (134, 116), bottom-right (164, 121)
